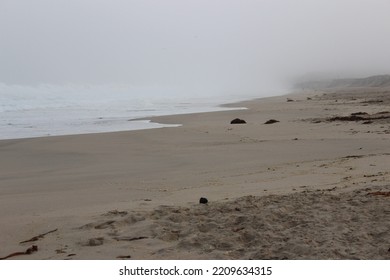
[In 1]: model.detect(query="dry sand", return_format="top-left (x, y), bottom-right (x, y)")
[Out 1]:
top-left (0, 87), bottom-right (389, 260)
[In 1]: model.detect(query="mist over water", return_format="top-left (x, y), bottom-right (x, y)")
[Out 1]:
top-left (1, 1), bottom-right (390, 138)
top-left (0, 83), bottom-right (281, 114)
top-left (2, 1), bottom-right (390, 87)
top-left (0, 83), bottom-right (281, 139)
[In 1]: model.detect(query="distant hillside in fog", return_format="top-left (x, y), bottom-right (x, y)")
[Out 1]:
top-left (295, 74), bottom-right (390, 89)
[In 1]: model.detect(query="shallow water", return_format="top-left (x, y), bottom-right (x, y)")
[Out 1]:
top-left (0, 83), bottom-right (280, 140)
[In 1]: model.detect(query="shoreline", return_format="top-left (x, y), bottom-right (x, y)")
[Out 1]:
top-left (0, 87), bottom-right (389, 259)
top-left (0, 92), bottom-right (275, 141)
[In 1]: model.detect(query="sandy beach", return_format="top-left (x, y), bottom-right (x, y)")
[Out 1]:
top-left (0, 86), bottom-right (389, 260)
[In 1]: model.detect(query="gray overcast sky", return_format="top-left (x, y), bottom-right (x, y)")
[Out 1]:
top-left (1, 0), bottom-right (390, 91)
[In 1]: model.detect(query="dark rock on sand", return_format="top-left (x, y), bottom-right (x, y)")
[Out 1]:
top-left (199, 197), bottom-right (208, 204)
top-left (230, 118), bottom-right (246, 124)
top-left (264, 119), bottom-right (280, 124)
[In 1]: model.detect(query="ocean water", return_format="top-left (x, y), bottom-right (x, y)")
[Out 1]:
top-left (0, 84), bottom-right (278, 140)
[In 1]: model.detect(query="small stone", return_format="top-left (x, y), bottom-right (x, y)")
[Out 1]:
top-left (199, 197), bottom-right (208, 204)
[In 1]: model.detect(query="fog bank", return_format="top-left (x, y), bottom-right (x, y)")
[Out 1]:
top-left (1, 0), bottom-right (390, 95)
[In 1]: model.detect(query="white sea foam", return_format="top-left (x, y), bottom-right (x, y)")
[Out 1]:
top-left (0, 83), bottom-right (280, 140)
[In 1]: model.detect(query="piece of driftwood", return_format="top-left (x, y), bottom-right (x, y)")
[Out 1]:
top-left (367, 191), bottom-right (390, 197)
top-left (114, 236), bottom-right (148, 242)
top-left (117, 255), bottom-right (132, 259)
top-left (19, 229), bottom-right (58, 244)
top-left (0, 245), bottom-right (38, 260)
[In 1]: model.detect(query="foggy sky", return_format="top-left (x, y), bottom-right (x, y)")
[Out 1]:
top-left (1, 0), bottom-right (390, 92)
